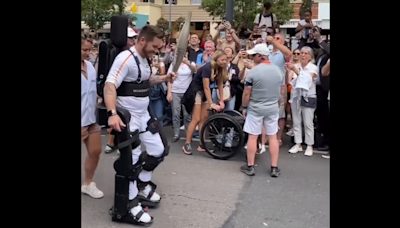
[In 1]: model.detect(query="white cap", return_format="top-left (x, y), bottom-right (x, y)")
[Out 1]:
top-left (246, 43), bottom-right (270, 56)
top-left (128, 28), bottom-right (137, 38)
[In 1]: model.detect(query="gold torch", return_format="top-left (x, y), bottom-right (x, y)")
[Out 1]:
top-left (172, 12), bottom-right (192, 73)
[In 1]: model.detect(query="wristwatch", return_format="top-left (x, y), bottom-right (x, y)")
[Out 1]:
top-left (107, 109), bottom-right (117, 117)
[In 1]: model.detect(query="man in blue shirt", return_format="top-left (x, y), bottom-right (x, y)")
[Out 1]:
top-left (196, 40), bottom-right (215, 97)
top-left (266, 34), bottom-right (292, 146)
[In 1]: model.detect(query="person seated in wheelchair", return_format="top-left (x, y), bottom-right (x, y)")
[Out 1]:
top-left (182, 49), bottom-right (228, 155)
top-left (211, 47), bottom-right (240, 111)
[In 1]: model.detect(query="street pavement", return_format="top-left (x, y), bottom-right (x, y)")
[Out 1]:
top-left (82, 127), bottom-right (329, 228)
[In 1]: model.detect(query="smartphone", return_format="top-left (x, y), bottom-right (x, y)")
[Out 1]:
top-left (252, 34), bottom-right (261, 39)
top-left (220, 31), bottom-right (226, 39)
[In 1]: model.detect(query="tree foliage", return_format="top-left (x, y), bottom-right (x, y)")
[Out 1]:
top-left (81, 0), bottom-right (127, 30)
top-left (173, 16), bottom-right (186, 30)
top-left (200, 0), bottom-right (294, 29)
top-left (299, 0), bottom-right (313, 19)
top-left (156, 18), bottom-right (169, 31)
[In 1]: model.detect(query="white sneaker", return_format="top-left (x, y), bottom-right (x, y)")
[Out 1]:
top-left (288, 145), bottom-right (303, 154)
top-left (286, 128), bottom-right (294, 136)
top-left (138, 184), bottom-right (161, 202)
top-left (244, 144), bottom-right (247, 149)
top-left (104, 144), bottom-right (117, 154)
top-left (130, 203), bottom-right (152, 223)
top-left (180, 125), bottom-right (185, 130)
top-left (81, 182), bottom-right (104, 199)
top-left (259, 145), bottom-right (266, 154)
top-left (304, 146), bottom-right (313, 156)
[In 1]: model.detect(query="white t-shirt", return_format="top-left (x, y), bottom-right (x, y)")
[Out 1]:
top-left (298, 19), bottom-right (316, 39)
top-left (152, 61), bottom-right (165, 75)
top-left (106, 46), bottom-right (152, 131)
top-left (167, 63), bottom-right (192, 94)
top-left (295, 62), bottom-right (318, 98)
top-left (81, 60), bottom-right (97, 127)
top-left (253, 13), bottom-right (277, 28)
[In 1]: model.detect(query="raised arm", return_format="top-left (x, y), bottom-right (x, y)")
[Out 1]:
top-left (321, 59), bottom-right (330, 76)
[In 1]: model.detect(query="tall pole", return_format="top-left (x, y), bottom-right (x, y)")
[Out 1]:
top-left (168, 0), bottom-right (172, 29)
top-left (225, 0), bottom-right (234, 23)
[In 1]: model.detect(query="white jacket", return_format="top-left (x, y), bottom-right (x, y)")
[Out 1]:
top-left (289, 70), bottom-right (313, 106)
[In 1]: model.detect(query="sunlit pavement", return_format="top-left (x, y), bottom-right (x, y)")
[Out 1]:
top-left (82, 127), bottom-right (329, 228)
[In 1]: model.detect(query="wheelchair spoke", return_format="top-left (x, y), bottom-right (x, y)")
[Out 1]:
top-left (210, 123), bottom-right (220, 135)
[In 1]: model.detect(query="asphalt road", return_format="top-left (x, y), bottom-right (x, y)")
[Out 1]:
top-left (82, 127), bottom-right (329, 228)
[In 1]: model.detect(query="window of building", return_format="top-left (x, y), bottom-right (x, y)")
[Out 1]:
top-left (194, 22), bottom-right (205, 31)
top-left (142, 0), bottom-right (155, 3)
top-left (191, 0), bottom-right (201, 5)
top-left (164, 0), bottom-right (177, 4)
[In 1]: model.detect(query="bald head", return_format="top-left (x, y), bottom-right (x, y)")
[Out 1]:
top-left (273, 33), bottom-right (284, 45)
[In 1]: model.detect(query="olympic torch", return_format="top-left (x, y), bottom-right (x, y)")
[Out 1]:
top-left (172, 12), bottom-right (192, 73)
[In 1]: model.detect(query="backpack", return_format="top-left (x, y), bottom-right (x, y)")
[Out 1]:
top-left (258, 13), bottom-right (274, 26)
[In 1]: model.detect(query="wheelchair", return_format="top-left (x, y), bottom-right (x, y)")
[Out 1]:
top-left (199, 109), bottom-right (248, 160)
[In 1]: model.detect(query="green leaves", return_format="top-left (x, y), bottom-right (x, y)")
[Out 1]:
top-left (200, 0), bottom-right (294, 29)
top-left (156, 18), bottom-right (169, 31)
top-left (81, 0), bottom-right (127, 30)
top-left (173, 16), bottom-right (185, 30)
top-left (273, 0), bottom-right (295, 25)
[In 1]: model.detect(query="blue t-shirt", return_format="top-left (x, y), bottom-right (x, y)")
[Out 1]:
top-left (196, 54), bottom-right (214, 88)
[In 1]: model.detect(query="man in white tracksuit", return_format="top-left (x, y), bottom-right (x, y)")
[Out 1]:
top-left (104, 25), bottom-right (176, 225)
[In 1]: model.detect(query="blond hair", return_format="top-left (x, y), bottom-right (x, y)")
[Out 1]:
top-left (210, 49), bottom-right (228, 83)
top-left (81, 35), bottom-right (93, 45)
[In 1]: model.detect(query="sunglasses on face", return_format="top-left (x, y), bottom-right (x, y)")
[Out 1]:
top-left (293, 52), bottom-right (300, 55)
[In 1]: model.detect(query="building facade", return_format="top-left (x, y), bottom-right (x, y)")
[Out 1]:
top-left (280, 0), bottom-right (330, 38)
top-left (82, 0), bottom-right (330, 40)
top-left (125, 0), bottom-right (220, 37)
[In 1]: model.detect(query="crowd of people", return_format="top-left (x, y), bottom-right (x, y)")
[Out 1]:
top-left (81, 1), bottom-right (330, 224)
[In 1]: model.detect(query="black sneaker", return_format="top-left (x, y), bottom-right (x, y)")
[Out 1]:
top-left (318, 145), bottom-right (330, 151)
top-left (240, 164), bottom-right (255, 176)
top-left (322, 153), bottom-right (330, 159)
top-left (270, 167), bottom-right (281, 178)
top-left (172, 135), bottom-right (180, 143)
top-left (182, 143), bottom-right (192, 155)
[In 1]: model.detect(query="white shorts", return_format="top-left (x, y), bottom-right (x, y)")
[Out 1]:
top-left (243, 113), bottom-right (279, 136)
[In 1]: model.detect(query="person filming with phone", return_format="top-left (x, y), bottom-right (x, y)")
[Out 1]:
top-left (214, 21), bottom-right (240, 53)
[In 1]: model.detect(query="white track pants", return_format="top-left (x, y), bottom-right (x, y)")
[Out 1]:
top-left (128, 111), bottom-right (165, 200)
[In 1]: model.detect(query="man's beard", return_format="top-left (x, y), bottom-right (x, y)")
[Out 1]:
top-left (142, 44), bottom-right (153, 58)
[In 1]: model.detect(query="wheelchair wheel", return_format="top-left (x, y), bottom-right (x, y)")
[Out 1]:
top-left (200, 113), bottom-right (245, 160)
top-left (222, 109), bottom-right (243, 117)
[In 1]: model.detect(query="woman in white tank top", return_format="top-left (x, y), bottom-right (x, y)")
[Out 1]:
top-left (81, 36), bottom-right (104, 199)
